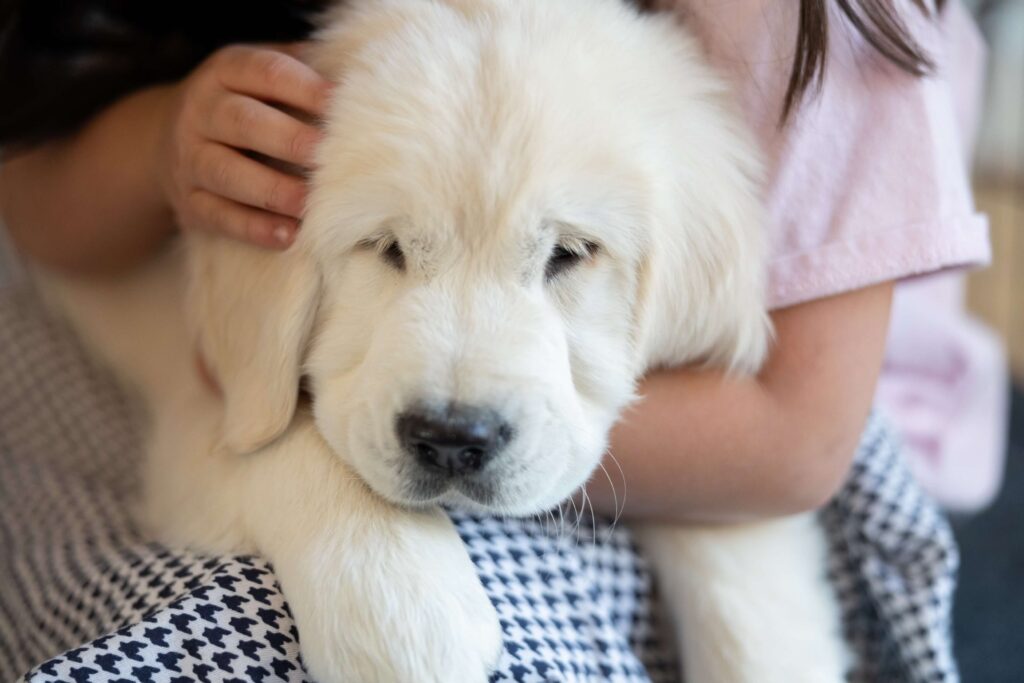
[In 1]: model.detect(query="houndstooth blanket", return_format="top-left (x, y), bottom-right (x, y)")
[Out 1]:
top-left (0, 284), bottom-right (959, 682)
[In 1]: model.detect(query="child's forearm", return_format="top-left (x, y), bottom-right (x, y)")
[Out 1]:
top-left (0, 86), bottom-right (178, 275)
top-left (588, 282), bottom-right (894, 524)
top-left (1, 46), bottom-right (331, 272)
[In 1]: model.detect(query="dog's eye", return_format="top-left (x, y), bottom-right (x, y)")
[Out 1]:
top-left (360, 236), bottom-right (406, 272)
top-left (381, 241), bottom-right (406, 271)
top-left (545, 240), bottom-right (598, 281)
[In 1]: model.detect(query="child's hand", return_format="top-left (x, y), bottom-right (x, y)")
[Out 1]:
top-left (157, 44), bottom-right (331, 249)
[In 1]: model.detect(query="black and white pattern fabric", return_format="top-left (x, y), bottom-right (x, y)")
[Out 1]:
top-left (0, 284), bottom-right (958, 683)
top-left (820, 419), bottom-right (960, 683)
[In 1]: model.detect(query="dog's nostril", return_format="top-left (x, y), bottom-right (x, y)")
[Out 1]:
top-left (396, 405), bottom-right (511, 477)
top-left (415, 443), bottom-right (437, 462)
top-left (461, 448), bottom-right (483, 468)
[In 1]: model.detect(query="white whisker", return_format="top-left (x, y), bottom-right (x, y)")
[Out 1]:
top-left (605, 449), bottom-right (627, 528)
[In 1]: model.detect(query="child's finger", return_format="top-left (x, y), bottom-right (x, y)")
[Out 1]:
top-left (186, 189), bottom-right (297, 249)
top-left (206, 94), bottom-right (321, 168)
top-left (194, 350), bottom-right (222, 396)
top-left (214, 45), bottom-right (332, 117)
top-left (193, 143), bottom-right (307, 218)
top-left (265, 42), bottom-right (314, 60)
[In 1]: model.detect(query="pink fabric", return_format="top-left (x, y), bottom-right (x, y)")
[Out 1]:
top-left (879, 277), bottom-right (1008, 511)
top-left (665, 0), bottom-right (1006, 510)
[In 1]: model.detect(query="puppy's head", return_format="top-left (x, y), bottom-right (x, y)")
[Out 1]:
top-left (193, 0), bottom-right (770, 514)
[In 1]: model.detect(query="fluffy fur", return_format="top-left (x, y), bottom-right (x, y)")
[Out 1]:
top-left (39, 0), bottom-right (850, 680)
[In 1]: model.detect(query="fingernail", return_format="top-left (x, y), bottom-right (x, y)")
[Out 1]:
top-left (273, 226), bottom-right (294, 246)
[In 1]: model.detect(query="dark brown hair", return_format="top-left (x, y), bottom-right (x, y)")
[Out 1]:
top-left (0, 0), bottom-right (945, 148)
top-left (782, 0), bottom-right (945, 120)
top-left (0, 0), bottom-right (322, 148)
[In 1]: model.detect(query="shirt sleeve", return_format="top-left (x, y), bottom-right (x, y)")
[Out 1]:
top-left (675, 0), bottom-right (991, 309)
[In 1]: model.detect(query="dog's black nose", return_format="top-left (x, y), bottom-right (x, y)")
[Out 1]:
top-left (397, 405), bottom-right (511, 476)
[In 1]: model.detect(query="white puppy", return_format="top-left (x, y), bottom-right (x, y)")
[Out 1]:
top-left (42, 0), bottom-right (850, 681)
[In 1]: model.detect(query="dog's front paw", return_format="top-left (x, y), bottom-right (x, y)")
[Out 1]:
top-left (283, 506), bottom-right (501, 683)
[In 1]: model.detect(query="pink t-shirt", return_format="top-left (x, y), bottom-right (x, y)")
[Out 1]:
top-left (664, 0), bottom-right (1005, 510)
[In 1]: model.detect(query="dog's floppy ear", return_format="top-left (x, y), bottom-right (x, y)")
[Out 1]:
top-left (634, 112), bottom-right (773, 377)
top-left (186, 233), bottom-right (320, 454)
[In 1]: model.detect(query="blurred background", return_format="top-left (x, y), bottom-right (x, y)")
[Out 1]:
top-left (956, 0), bottom-right (1022, 680)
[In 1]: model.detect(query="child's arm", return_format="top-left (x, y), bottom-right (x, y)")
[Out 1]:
top-left (589, 281), bottom-right (893, 523)
top-left (1, 86), bottom-right (178, 274)
top-left (0, 45), bottom-right (329, 275)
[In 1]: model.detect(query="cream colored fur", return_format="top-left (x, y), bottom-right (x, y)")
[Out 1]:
top-left (38, 0), bottom-right (850, 680)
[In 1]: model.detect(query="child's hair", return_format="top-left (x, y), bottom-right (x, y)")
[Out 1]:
top-left (0, 0), bottom-right (943, 149)
top-left (779, 0), bottom-right (944, 120)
